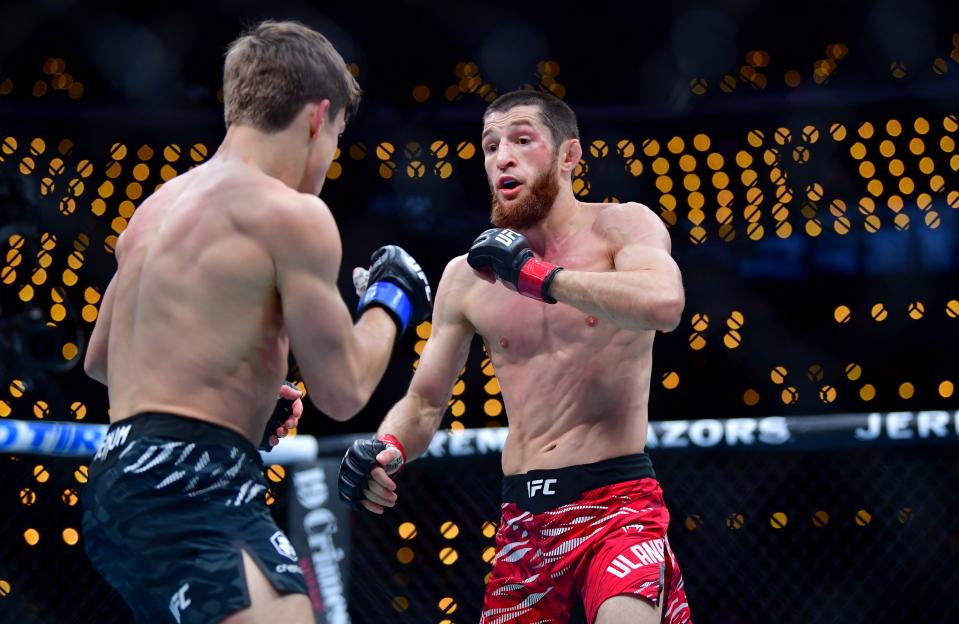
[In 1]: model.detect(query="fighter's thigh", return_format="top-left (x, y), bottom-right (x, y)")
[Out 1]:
top-left (133, 507), bottom-right (307, 622)
top-left (221, 550), bottom-right (312, 624)
top-left (481, 543), bottom-right (572, 622)
top-left (481, 560), bottom-right (573, 623)
top-left (581, 531), bottom-right (670, 622)
top-left (593, 594), bottom-right (661, 624)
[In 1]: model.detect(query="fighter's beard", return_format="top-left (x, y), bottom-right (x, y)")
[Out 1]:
top-left (490, 161), bottom-right (561, 230)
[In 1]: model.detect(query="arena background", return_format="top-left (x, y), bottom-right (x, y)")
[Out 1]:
top-left (1, 0), bottom-right (958, 622)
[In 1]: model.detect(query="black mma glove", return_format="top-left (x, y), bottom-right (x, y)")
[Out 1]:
top-left (467, 228), bottom-right (563, 303)
top-left (338, 434), bottom-right (405, 511)
top-left (357, 245), bottom-right (432, 336)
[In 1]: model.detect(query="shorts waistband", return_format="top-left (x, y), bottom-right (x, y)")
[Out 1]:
top-left (501, 453), bottom-right (656, 514)
top-left (92, 412), bottom-right (261, 468)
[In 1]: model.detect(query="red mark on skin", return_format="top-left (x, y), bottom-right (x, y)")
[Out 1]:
top-left (586, 316), bottom-right (598, 327)
top-left (499, 337), bottom-right (509, 349)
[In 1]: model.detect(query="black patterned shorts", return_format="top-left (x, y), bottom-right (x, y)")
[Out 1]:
top-left (81, 413), bottom-right (308, 624)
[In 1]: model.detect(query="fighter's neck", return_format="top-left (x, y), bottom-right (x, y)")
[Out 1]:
top-left (216, 126), bottom-right (304, 190)
top-left (520, 190), bottom-right (587, 256)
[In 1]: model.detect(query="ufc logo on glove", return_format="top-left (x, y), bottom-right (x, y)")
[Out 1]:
top-left (494, 229), bottom-right (521, 246)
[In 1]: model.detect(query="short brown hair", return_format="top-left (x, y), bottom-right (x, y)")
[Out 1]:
top-left (223, 20), bottom-right (362, 131)
top-left (484, 90), bottom-right (579, 150)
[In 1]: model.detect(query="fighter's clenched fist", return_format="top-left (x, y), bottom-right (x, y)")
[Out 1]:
top-left (467, 227), bottom-right (563, 303)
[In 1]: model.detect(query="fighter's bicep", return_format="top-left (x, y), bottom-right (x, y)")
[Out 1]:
top-left (613, 241), bottom-right (679, 275)
top-left (279, 267), bottom-right (353, 355)
top-left (271, 197), bottom-right (353, 374)
top-left (407, 262), bottom-right (475, 408)
top-left (271, 196), bottom-right (343, 285)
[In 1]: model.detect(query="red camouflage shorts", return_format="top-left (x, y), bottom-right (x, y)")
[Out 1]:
top-left (480, 455), bottom-right (692, 624)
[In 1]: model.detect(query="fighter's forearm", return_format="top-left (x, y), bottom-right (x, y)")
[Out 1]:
top-left (548, 268), bottom-right (684, 332)
top-left (377, 392), bottom-right (446, 461)
top-left (308, 308), bottom-right (397, 420)
top-left (348, 308), bottom-right (399, 404)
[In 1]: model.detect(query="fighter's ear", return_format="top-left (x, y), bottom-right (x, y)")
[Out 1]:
top-left (558, 138), bottom-right (582, 175)
top-left (308, 99), bottom-right (331, 139)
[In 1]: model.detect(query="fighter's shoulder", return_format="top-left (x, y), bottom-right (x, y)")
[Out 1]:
top-left (595, 201), bottom-right (662, 230)
top-left (433, 254), bottom-right (477, 300)
top-left (443, 254), bottom-right (472, 277)
top-left (441, 253), bottom-right (485, 286)
top-left (251, 183), bottom-right (337, 239)
top-left (242, 189), bottom-right (341, 273)
top-left (267, 186), bottom-right (335, 226)
top-left (430, 254), bottom-right (475, 324)
top-left (594, 201), bottom-right (670, 248)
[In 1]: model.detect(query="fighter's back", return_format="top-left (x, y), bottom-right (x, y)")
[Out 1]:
top-left (104, 159), bottom-right (295, 440)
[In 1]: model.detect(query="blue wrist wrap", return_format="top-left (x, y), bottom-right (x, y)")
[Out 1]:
top-left (358, 282), bottom-right (412, 333)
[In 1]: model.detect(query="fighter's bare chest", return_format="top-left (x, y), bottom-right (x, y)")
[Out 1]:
top-left (465, 247), bottom-right (614, 359)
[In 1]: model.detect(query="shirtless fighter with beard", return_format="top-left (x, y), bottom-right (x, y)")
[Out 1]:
top-left (339, 90), bottom-right (692, 623)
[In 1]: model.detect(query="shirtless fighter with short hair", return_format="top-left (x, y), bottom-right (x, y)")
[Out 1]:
top-left (339, 90), bottom-right (692, 624)
top-left (81, 20), bottom-right (430, 624)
